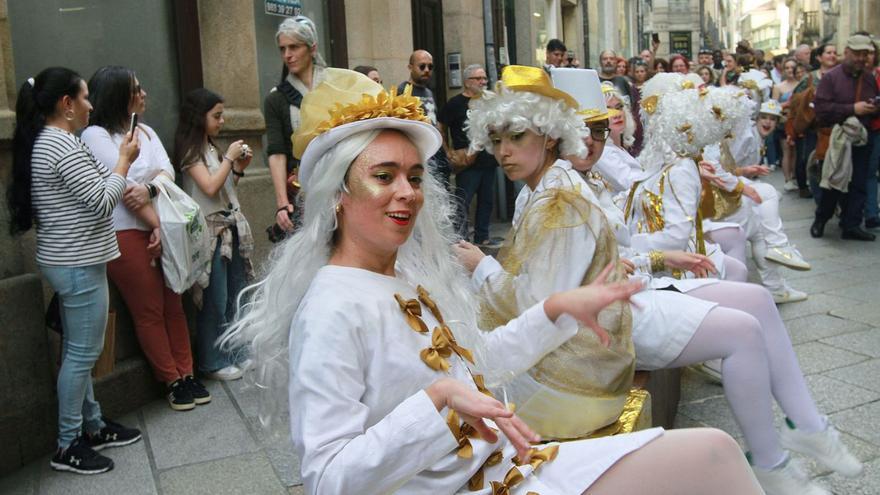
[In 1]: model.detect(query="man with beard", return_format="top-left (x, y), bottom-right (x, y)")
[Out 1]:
top-left (399, 49), bottom-right (451, 187)
top-left (438, 64), bottom-right (500, 248)
top-left (811, 34), bottom-right (879, 241)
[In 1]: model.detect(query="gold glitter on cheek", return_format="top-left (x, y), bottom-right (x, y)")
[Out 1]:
top-left (346, 160), bottom-right (387, 201)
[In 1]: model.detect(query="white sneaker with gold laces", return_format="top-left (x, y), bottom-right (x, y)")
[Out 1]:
top-left (752, 455), bottom-right (830, 495)
top-left (780, 417), bottom-right (863, 478)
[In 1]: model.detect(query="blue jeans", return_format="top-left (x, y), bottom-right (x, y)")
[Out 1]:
top-left (866, 130), bottom-right (880, 221)
top-left (455, 166), bottom-right (497, 243)
top-left (40, 263), bottom-right (109, 449)
top-left (815, 132), bottom-right (877, 229)
top-left (197, 231), bottom-right (246, 373)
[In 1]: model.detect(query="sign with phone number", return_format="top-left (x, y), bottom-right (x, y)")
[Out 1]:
top-left (265, 0), bottom-right (302, 17)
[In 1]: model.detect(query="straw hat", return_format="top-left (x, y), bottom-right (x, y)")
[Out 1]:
top-left (292, 68), bottom-right (442, 188)
top-left (499, 65), bottom-right (579, 109)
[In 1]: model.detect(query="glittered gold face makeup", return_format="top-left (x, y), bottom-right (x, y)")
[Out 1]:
top-left (337, 130), bottom-right (425, 255)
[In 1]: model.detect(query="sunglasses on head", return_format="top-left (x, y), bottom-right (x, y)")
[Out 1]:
top-left (419, 63), bottom-right (434, 71)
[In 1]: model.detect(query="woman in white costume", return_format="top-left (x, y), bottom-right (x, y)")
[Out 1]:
top-left (460, 67), bottom-right (861, 495)
top-left (220, 69), bottom-right (761, 495)
top-left (701, 93), bottom-right (811, 304)
top-left (592, 83), bottom-right (643, 194)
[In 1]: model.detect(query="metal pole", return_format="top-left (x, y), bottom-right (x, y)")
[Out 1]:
top-left (483, 0), bottom-right (498, 86)
top-left (582, 0), bottom-right (590, 66)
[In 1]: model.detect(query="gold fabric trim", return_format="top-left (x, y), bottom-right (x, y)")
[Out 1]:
top-left (315, 84), bottom-right (430, 135)
top-left (446, 409), bottom-right (479, 459)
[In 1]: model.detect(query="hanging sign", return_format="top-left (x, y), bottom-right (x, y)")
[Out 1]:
top-left (265, 0), bottom-right (302, 17)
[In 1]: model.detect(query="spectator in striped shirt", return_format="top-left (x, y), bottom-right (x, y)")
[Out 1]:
top-left (8, 67), bottom-right (142, 475)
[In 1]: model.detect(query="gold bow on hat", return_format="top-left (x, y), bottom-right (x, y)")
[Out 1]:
top-left (500, 65), bottom-right (579, 109)
top-left (292, 68), bottom-right (430, 159)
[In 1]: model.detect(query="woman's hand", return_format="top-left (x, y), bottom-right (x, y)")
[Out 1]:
top-left (426, 377), bottom-right (537, 461)
top-left (736, 165), bottom-right (770, 177)
top-left (620, 258), bottom-right (635, 275)
top-left (663, 250), bottom-right (716, 278)
top-left (238, 143), bottom-right (254, 171)
top-left (225, 140), bottom-right (244, 164)
top-left (123, 184), bottom-right (151, 211)
top-left (545, 263), bottom-right (644, 347)
top-left (698, 162), bottom-right (727, 189)
top-left (742, 184), bottom-right (763, 204)
top-left (453, 240), bottom-right (486, 273)
top-left (118, 129), bottom-right (141, 165)
top-left (147, 227), bottom-right (162, 258)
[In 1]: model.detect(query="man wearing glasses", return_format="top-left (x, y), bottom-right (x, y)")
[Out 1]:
top-left (399, 49), bottom-right (451, 187)
top-left (438, 64), bottom-right (501, 249)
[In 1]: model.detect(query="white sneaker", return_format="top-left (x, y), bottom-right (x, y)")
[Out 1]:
top-left (752, 455), bottom-right (831, 495)
top-left (690, 359), bottom-right (723, 385)
top-left (783, 180), bottom-right (799, 192)
top-left (771, 287), bottom-right (808, 304)
top-left (204, 365), bottom-right (243, 381)
top-left (780, 417), bottom-right (863, 478)
top-left (765, 245), bottom-right (811, 271)
top-left (238, 358), bottom-right (255, 372)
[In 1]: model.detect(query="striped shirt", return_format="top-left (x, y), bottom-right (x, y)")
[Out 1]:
top-left (31, 126), bottom-right (127, 266)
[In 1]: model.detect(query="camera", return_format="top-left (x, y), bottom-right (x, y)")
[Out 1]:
top-left (239, 143), bottom-right (251, 159)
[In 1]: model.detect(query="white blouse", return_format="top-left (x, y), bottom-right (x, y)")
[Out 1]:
top-left (81, 124), bottom-right (174, 231)
top-left (289, 265), bottom-right (661, 494)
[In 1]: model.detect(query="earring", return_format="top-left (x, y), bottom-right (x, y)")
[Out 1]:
top-left (64, 110), bottom-right (75, 121)
top-left (335, 203), bottom-right (342, 214)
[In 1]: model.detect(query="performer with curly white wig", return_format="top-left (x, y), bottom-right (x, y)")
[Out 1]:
top-left (554, 69), bottom-right (861, 495)
top-left (459, 69), bottom-right (861, 494)
top-left (220, 68), bottom-right (763, 495)
top-left (591, 83), bottom-right (643, 194)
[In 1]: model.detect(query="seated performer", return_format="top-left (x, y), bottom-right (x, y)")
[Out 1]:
top-left (701, 96), bottom-right (810, 304)
top-left (593, 83), bottom-right (643, 194)
top-left (220, 69), bottom-right (763, 495)
top-left (458, 66), bottom-right (861, 495)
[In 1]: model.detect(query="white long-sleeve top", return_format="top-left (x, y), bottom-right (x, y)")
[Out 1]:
top-left (81, 124), bottom-right (174, 231)
top-left (290, 265), bottom-right (661, 494)
top-left (593, 142), bottom-right (643, 194)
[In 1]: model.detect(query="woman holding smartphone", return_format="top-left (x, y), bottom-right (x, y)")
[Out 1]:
top-left (82, 66), bottom-right (211, 412)
top-left (9, 67), bottom-right (142, 474)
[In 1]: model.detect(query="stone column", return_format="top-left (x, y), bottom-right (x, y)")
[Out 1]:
top-left (442, 0), bottom-right (486, 98)
top-left (345, 0), bottom-right (414, 87)
top-left (197, 0), bottom-right (267, 165)
top-left (0, 0), bottom-right (58, 475)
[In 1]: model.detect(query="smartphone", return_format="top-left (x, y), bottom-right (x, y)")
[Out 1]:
top-left (129, 113), bottom-right (138, 136)
top-left (652, 33), bottom-right (660, 44)
top-left (873, 95), bottom-right (880, 106)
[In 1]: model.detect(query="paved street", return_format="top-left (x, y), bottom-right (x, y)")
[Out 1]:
top-left (1, 171), bottom-right (878, 495)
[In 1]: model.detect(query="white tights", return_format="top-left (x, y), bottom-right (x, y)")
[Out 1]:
top-left (585, 428), bottom-right (763, 494)
top-left (707, 226), bottom-right (747, 265)
top-left (670, 281), bottom-right (824, 469)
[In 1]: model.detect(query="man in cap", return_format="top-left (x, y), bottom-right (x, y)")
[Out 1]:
top-left (811, 34), bottom-right (879, 241)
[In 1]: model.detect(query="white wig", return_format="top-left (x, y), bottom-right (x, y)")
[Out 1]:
top-left (466, 85), bottom-right (588, 159)
top-left (220, 129), bottom-right (486, 432)
top-left (603, 85), bottom-right (636, 149)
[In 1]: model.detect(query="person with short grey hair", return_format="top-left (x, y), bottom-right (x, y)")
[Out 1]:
top-left (794, 44), bottom-right (812, 66)
top-left (264, 15), bottom-right (327, 237)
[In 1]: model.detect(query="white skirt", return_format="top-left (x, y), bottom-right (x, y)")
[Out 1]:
top-left (460, 427), bottom-right (665, 494)
top-left (630, 288), bottom-right (717, 370)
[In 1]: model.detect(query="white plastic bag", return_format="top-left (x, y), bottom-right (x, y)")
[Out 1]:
top-left (154, 175), bottom-right (211, 293)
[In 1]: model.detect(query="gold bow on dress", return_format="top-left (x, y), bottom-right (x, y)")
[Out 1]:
top-left (394, 294), bottom-right (428, 333)
top-left (468, 450), bottom-right (504, 490)
top-left (420, 325), bottom-right (475, 371)
top-left (447, 410), bottom-right (480, 459)
top-left (490, 466), bottom-right (525, 495)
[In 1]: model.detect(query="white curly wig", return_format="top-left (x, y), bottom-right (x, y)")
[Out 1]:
top-left (603, 85), bottom-right (636, 149)
top-left (466, 85), bottom-right (588, 159)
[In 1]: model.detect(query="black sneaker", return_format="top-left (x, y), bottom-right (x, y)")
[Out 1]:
top-left (50, 436), bottom-right (113, 474)
top-left (86, 417), bottom-right (142, 450)
top-left (167, 379), bottom-right (196, 411)
top-left (183, 375), bottom-right (212, 405)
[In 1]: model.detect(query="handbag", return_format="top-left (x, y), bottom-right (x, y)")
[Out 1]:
top-left (153, 175), bottom-right (211, 293)
top-left (788, 72), bottom-right (817, 137)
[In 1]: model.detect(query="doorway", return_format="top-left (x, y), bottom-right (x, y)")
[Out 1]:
top-left (411, 0), bottom-right (447, 105)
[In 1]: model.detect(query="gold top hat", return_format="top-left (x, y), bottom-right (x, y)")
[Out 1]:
top-left (291, 68), bottom-right (441, 188)
top-left (500, 65), bottom-right (579, 109)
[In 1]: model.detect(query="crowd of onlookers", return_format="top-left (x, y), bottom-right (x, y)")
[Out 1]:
top-left (542, 34), bottom-right (880, 240)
